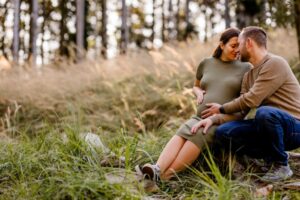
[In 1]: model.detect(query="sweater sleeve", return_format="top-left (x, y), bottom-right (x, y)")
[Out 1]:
top-left (223, 57), bottom-right (288, 114)
top-left (209, 111), bottom-right (248, 125)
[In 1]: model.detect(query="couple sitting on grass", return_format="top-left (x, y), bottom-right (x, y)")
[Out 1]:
top-left (136, 26), bottom-right (300, 183)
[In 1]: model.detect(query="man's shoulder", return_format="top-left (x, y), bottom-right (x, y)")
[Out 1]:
top-left (267, 53), bottom-right (289, 66)
top-left (257, 53), bottom-right (292, 79)
top-left (236, 61), bottom-right (252, 70)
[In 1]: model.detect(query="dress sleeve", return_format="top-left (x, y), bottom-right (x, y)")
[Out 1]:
top-left (196, 59), bottom-right (207, 80)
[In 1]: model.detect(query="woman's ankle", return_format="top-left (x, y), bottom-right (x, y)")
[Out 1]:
top-left (160, 173), bottom-right (172, 181)
top-left (160, 168), bottom-right (176, 180)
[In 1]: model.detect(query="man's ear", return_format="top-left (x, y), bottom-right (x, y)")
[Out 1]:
top-left (246, 38), bottom-right (252, 48)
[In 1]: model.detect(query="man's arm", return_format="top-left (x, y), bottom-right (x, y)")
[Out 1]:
top-left (210, 110), bottom-right (249, 125)
top-left (222, 59), bottom-right (287, 114)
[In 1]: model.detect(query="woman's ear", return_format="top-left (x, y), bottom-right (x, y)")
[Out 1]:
top-left (220, 42), bottom-right (224, 50)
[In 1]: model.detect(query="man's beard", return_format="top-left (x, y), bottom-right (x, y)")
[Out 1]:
top-left (240, 49), bottom-right (250, 62)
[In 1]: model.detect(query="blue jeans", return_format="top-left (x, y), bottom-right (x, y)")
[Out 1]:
top-left (215, 106), bottom-right (300, 166)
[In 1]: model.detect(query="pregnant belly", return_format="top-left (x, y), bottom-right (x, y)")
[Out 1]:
top-left (197, 104), bottom-right (213, 117)
top-left (196, 95), bottom-right (235, 117)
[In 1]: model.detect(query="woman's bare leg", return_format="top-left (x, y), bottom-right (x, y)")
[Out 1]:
top-left (161, 141), bottom-right (201, 180)
top-left (156, 135), bottom-right (186, 173)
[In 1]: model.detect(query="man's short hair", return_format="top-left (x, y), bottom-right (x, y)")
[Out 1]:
top-left (242, 26), bottom-right (267, 48)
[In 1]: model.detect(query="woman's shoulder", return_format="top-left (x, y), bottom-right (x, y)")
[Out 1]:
top-left (196, 57), bottom-right (210, 68)
top-left (234, 60), bottom-right (252, 71)
top-left (198, 57), bottom-right (215, 65)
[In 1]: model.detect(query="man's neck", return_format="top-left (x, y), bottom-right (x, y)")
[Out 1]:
top-left (249, 48), bottom-right (268, 67)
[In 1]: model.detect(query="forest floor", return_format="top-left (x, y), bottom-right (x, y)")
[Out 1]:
top-left (0, 29), bottom-right (299, 199)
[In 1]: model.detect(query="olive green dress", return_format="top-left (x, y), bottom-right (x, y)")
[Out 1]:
top-left (176, 57), bottom-right (250, 149)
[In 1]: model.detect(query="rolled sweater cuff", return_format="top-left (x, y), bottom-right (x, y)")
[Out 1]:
top-left (223, 101), bottom-right (239, 114)
top-left (209, 115), bottom-right (221, 125)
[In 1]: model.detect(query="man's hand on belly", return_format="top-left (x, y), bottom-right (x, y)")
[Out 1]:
top-left (201, 103), bottom-right (221, 118)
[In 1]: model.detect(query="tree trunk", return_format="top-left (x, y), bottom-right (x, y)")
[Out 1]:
top-left (176, 0), bottom-right (181, 40)
top-left (224, 0), bottom-right (230, 28)
top-left (29, 0), bottom-right (39, 66)
top-left (294, 0), bottom-right (300, 58)
top-left (184, 0), bottom-right (190, 40)
top-left (204, 9), bottom-right (210, 42)
top-left (13, 0), bottom-right (20, 64)
top-left (59, 1), bottom-right (68, 56)
top-left (0, 1), bottom-right (9, 59)
top-left (83, 0), bottom-right (91, 51)
top-left (84, 1), bottom-right (89, 49)
top-left (121, 0), bottom-right (128, 54)
top-left (101, 0), bottom-right (107, 58)
top-left (40, 0), bottom-right (46, 65)
top-left (161, 0), bottom-right (165, 42)
top-left (235, 3), bottom-right (244, 29)
top-left (168, 0), bottom-right (173, 40)
top-left (151, 0), bottom-right (156, 44)
top-left (76, 0), bottom-right (85, 60)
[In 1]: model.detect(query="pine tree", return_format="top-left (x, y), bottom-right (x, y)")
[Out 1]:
top-left (12, 0), bottom-right (21, 64)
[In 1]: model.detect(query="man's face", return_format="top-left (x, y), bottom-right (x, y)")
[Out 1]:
top-left (238, 34), bottom-right (250, 62)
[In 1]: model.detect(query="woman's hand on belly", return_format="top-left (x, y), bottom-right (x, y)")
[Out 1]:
top-left (191, 118), bottom-right (213, 135)
top-left (197, 94), bottom-right (204, 105)
top-left (193, 86), bottom-right (206, 105)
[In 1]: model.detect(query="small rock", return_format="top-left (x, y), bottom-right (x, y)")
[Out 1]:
top-left (105, 173), bottom-right (125, 184)
top-left (282, 195), bottom-right (291, 200)
top-left (104, 169), bottom-right (142, 184)
top-left (142, 179), bottom-right (160, 193)
top-left (81, 132), bottom-right (110, 153)
top-left (254, 184), bottom-right (273, 198)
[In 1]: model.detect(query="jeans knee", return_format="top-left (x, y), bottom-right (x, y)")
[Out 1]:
top-left (215, 125), bottom-right (228, 140)
top-left (255, 106), bottom-right (277, 122)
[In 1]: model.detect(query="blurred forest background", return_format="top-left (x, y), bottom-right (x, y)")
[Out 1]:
top-left (1, 0), bottom-right (300, 66)
top-left (1, 1), bottom-right (300, 199)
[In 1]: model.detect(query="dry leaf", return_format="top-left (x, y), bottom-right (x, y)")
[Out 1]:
top-left (0, 55), bottom-right (11, 72)
top-left (141, 109), bottom-right (157, 117)
top-left (288, 152), bottom-right (300, 159)
top-left (283, 182), bottom-right (300, 190)
top-left (133, 117), bottom-right (145, 132)
top-left (182, 87), bottom-right (193, 96)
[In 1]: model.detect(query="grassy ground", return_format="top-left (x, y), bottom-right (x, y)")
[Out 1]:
top-left (0, 29), bottom-right (300, 199)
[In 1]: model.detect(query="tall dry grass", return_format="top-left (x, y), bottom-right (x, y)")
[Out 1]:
top-left (0, 28), bottom-right (298, 136)
top-left (0, 34), bottom-right (215, 135)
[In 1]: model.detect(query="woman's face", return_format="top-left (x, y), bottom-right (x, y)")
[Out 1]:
top-left (220, 36), bottom-right (239, 61)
